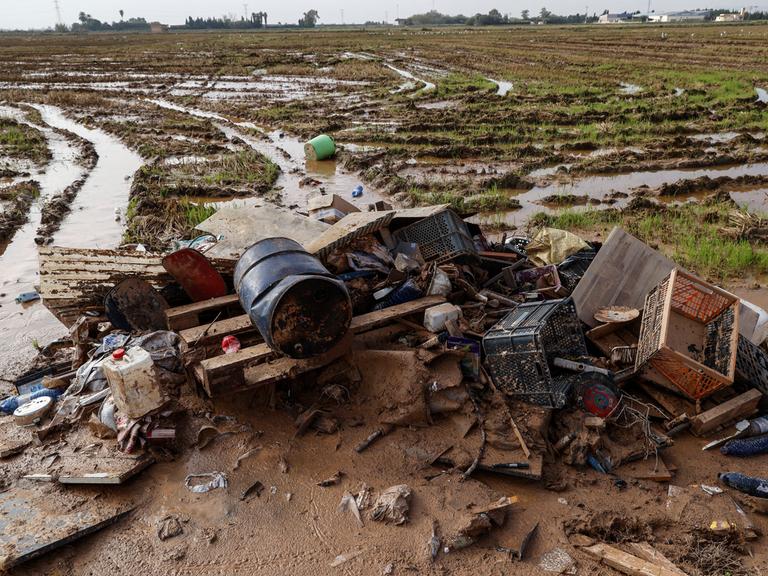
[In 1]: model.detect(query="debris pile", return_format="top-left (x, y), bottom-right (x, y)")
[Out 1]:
top-left (3, 202), bottom-right (768, 573)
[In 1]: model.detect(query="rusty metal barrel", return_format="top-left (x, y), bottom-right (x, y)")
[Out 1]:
top-left (234, 237), bottom-right (352, 359)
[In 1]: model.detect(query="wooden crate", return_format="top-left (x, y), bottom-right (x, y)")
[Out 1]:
top-left (635, 269), bottom-right (739, 400)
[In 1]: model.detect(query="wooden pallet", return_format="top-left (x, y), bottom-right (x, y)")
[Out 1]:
top-left (167, 295), bottom-right (447, 396)
top-left (165, 294), bottom-right (240, 331)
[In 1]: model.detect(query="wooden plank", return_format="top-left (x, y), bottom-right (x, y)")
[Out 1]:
top-left (690, 388), bottom-right (762, 436)
top-left (0, 486), bottom-right (132, 569)
top-left (305, 210), bottom-right (395, 258)
top-left (166, 294), bottom-right (240, 331)
top-left (625, 543), bottom-right (687, 576)
top-left (621, 457), bottom-right (674, 483)
top-left (197, 296), bottom-right (446, 394)
top-left (180, 313), bottom-right (259, 347)
top-left (58, 455), bottom-right (155, 485)
top-left (638, 382), bottom-right (696, 419)
top-left (584, 543), bottom-right (684, 576)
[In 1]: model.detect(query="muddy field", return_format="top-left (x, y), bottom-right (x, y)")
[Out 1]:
top-left (1, 23), bottom-right (768, 576)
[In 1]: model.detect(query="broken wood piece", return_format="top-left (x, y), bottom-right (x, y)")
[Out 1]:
top-left (625, 543), bottom-right (687, 576)
top-left (508, 415), bottom-right (531, 459)
top-left (690, 389), bottom-right (762, 436)
top-left (583, 543), bottom-right (685, 576)
top-left (354, 425), bottom-right (394, 453)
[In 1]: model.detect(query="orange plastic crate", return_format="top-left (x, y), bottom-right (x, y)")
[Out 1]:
top-left (635, 269), bottom-right (739, 400)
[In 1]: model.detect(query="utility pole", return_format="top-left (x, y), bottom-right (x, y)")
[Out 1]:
top-left (243, 3), bottom-right (248, 19)
top-left (385, 10), bottom-right (388, 23)
top-left (340, 8), bottom-right (345, 24)
top-left (53, 0), bottom-right (64, 26)
top-left (585, 5), bottom-right (588, 22)
top-left (646, 0), bottom-right (651, 19)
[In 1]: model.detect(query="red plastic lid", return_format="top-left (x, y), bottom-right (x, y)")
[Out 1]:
top-left (112, 348), bottom-right (126, 360)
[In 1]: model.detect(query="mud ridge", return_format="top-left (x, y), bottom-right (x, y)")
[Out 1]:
top-left (0, 180), bottom-right (40, 244)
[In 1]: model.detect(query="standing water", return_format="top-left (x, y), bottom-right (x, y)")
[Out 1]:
top-left (0, 105), bottom-right (143, 378)
top-left (31, 105), bottom-right (144, 247)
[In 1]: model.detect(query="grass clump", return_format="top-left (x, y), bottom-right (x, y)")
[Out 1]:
top-left (530, 201), bottom-right (768, 280)
top-left (0, 118), bottom-right (49, 163)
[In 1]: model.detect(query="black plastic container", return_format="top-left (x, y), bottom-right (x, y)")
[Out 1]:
top-left (234, 237), bottom-right (352, 359)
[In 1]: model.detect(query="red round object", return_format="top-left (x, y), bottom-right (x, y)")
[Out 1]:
top-left (221, 335), bottom-right (241, 354)
top-left (580, 382), bottom-right (619, 417)
top-left (112, 348), bottom-right (126, 360)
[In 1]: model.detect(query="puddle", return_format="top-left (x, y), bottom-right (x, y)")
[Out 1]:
top-left (417, 101), bottom-right (457, 110)
top-left (487, 79), bottom-right (513, 97)
top-left (757, 88), bottom-right (768, 104)
top-left (468, 161), bottom-right (768, 228)
top-left (619, 82), bottom-right (642, 95)
top-left (690, 132), bottom-right (741, 143)
top-left (149, 99), bottom-right (386, 210)
top-left (31, 105), bottom-right (144, 248)
top-left (384, 64), bottom-right (436, 94)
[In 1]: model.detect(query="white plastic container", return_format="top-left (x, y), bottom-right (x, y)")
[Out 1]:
top-left (102, 347), bottom-right (166, 419)
top-left (423, 303), bottom-right (462, 333)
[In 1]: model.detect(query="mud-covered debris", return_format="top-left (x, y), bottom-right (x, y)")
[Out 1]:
top-left (157, 515), bottom-right (184, 541)
top-left (318, 470), bottom-right (344, 487)
top-left (241, 480), bottom-right (264, 500)
top-left (338, 491), bottom-right (364, 527)
top-left (371, 484), bottom-right (412, 525)
top-left (539, 548), bottom-right (576, 574)
top-left (428, 520), bottom-right (441, 560)
top-left (196, 425), bottom-right (224, 450)
top-left (330, 549), bottom-right (363, 567)
top-left (444, 496), bottom-right (514, 551)
top-left (234, 446), bottom-right (262, 469)
top-left (355, 483), bottom-right (372, 510)
top-left (184, 472), bottom-right (228, 493)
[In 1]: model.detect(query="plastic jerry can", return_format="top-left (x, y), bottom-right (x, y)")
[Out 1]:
top-left (102, 347), bottom-right (166, 419)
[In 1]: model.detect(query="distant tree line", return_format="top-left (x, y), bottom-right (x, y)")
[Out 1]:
top-left (70, 12), bottom-right (151, 32)
top-left (399, 8), bottom-right (598, 26)
top-left (183, 13), bottom-right (268, 29)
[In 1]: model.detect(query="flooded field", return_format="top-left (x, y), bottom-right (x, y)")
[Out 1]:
top-left (1, 22), bottom-right (768, 576)
top-left (0, 22), bottom-right (767, 375)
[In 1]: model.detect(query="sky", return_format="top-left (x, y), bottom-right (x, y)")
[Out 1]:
top-left (0, 0), bottom-right (756, 29)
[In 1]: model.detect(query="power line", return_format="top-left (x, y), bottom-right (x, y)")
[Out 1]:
top-left (53, 0), bottom-right (63, 26)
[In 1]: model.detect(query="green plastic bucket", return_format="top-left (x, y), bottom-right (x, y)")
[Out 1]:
top-left (305, 134), bottom-right (336, 161)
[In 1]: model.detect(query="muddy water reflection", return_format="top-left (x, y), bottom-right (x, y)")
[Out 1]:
top-left (469, 162), bottom-right (768, 228)
top-left (149, 99), bottom-right (386, 210)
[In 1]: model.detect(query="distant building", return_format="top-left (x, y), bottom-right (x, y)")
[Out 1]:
top-left (150, 22), bottom-right (168, 33)
top-left (598, 12), bottom-right (633, 23)
top-left (648, 10), bottom-right (709, 22)
top-left (715, 8), bottom-right (746, 21)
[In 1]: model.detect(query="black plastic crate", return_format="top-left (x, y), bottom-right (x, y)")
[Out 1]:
top-left (483, 298), bottom-right (587, 407)
top-left (736, 335), bottom-right (768, 397)
top-left (393, 209), bottom-right (477, 264)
